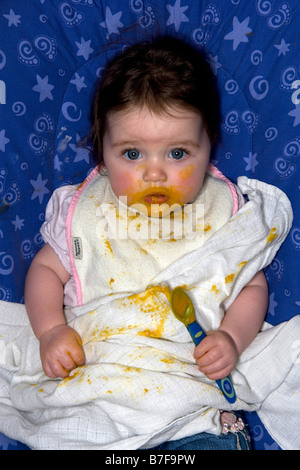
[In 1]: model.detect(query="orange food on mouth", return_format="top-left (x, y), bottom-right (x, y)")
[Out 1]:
top-left (125, 186), bottom-right (189, 217)
top-left (134, 187), bottom-right (182, 205)
top-left (144, 193), bottom-right (170, 205)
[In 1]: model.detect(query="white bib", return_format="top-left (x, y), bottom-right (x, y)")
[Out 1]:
top-left (68, 168), bottom-right (235, 305)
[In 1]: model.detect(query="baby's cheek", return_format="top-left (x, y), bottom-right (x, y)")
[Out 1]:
top-left (112, 171), bottom-right (131, 193)
top-left (176, 166), bottom-right (199, 201)
top-left (178, 165), bottom-right (194, 180)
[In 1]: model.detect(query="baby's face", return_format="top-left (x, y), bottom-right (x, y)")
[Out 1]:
top-left (102, 105), bottom-right (211, 217)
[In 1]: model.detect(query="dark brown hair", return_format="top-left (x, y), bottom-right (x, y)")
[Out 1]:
top-left (89, 36), bottom-right (220, 165)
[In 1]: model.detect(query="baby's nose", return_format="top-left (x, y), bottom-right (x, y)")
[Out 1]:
top-left (143, 158), bottom-right (167, 183)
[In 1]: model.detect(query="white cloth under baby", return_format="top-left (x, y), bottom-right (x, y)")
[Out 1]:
top-left (0, 176), bottom-right (298, 450)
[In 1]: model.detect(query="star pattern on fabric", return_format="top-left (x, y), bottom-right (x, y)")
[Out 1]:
top-left (0, 433), bottom-right (19, 450)
top-left (208, 55), bottom-right (222, 75)
top-left (288, 104), bottom-right (300, 127)
top-left (224, 16), bottom-right (252, 51)
top-left (3, 9), bottom-right (21, 27)
top-left (264, 442), bottom-right (280, 450)
top-left (0, 129), bottom-right (10, 152)
top-left (244, 151), bottom-right (258, 172)
top-left (32, 75), bottom-right (54, 102)
top-left (30, 173), bottom-right (50, 204)
top-left (166, 0), bottom-right (189, 32)
top-left (70, 73), bottom-right (87, 93)
top-left (69, 133), bottom-right (90, 163)
top-left (11, 215), bottom-right (25, 231)
top-left (54, 154), bottom-right (63, 171)
top-left (268, 292), bottom-right (278, 317)
top-left (100, 7), bottom-right (123, 38)
top-left (75, 37), bottom-right (94, 61)
top-left (274, 39), bottom-right (290, 56)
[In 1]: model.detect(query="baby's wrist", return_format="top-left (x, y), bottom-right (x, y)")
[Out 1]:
top-left (37, 322), bottom-right (67, 342)
top-left (217, 328), bottom-right (239, 355)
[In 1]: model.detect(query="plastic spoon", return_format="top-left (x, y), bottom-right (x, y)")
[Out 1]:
top-left (170, 286), bottom-right (236, 404)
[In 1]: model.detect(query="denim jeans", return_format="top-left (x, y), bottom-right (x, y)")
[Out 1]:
top-left (148, 413), bottom-right (252, 450)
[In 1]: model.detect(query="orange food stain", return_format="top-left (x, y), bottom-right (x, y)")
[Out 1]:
top-left (127, 285), bottom-right (172, 339)
top-left (125, 184), bottom-right (187, 217)
top-left (204, 224), bottom-right (211, 232)
top-left (225, 273), bottom-right (235, 284)
top-left (128, 284), bottom-right (171, 305)
top-left (266, 227), bottom-right (278, 244)
top-left (137, 328), bottom-right (157, 338)
top-left (210, 284), bottom-right (220, 295)
top-left (58, 368), bottom-right (87, 386)
top-left (89, 326), bottom-right (127, 342)
top-left (76, 179), bottom-right (86, 191)
top-left (178, 165), bottom-right (194, 179)
top-left (104, 239), bottom-right (114, 256)
top-left (123, 365), bottom-right (140, 373)
top-left (64, 369), bottom-right (81, 381)
top-left (238, 261), bottom-right (247, 268)
top-left (224, 262), bottom-right (247, 287)
top-left (160, 357), bottom-right (175, 364)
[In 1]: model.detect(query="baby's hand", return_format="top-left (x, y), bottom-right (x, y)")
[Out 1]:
top-left (193, 330), bottom-right (238, 381)
top-left (39, 324), bottom-right (85, 378)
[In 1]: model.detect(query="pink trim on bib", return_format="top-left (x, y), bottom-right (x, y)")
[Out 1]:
top-left (66, 167), bottom-right (99, 306)
top-left (208, 163), bottom-right (239, 215)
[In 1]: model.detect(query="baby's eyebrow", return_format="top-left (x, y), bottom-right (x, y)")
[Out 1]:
top-left (169, 140), bottom-right (201, 148)
top-left (111, 140), bottom-right (141, 148)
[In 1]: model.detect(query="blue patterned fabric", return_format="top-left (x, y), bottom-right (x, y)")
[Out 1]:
top-left (0, 0), bottom-right (299, 450)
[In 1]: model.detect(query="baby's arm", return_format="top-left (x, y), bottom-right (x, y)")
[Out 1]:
top-left (194, 270), bottom-right (268, 380)
top-left (25, 243), bottom-right (85, 378)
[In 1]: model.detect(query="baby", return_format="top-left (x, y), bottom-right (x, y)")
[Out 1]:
top-left (24, 37), bottom-right (269, 449)
top-left (25, 36), bottom-right (268, 381)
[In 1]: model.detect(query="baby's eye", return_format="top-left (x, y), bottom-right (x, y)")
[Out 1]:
top-left (124, 149), bottom-right (142, 160)
top-left (169, 148), bottom-right (187, 160)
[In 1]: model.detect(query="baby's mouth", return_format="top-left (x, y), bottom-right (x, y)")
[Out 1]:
top-left (143, 193), bottom-right (170, 205)
top-left (129, 188), bottom-right (183, 217)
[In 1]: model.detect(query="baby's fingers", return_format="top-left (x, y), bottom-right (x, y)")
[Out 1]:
top-left (203, 364), bottom-right (233, 381)
top-left (193, 334), bottom-right (217, 361)
top-left (58, 345), bottom-right (85, 376)
top-left (43, 347), bottom-right (85, 379)
top-left (195, 345), bottom-right (222, 369)
top-left (71, 346), bottom-right (85, 368)
top-left (61, 351), bottom-right (79, 372)
top-left (42, 358), bottom-right (70, 379)
top-left (45, 355), bottom-right (79, 379)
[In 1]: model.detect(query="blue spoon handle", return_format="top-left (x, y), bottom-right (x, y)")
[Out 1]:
top-left (187, 321), bottom-right (236, 404)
